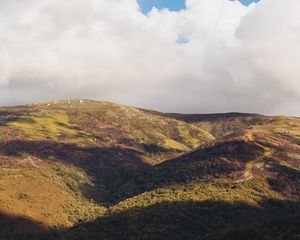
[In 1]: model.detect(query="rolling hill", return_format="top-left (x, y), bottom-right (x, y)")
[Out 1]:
top-left (0, 99), bottom-right (300, 239)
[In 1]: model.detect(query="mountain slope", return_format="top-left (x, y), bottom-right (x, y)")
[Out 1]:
top-left (0, 100), bottom-right (300, 239)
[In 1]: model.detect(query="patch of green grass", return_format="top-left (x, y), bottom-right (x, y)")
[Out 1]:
top-left (8, 112), bottom-right (96, 144)
top-left (164, 138), bottom-right (189, 151)
top-left (8, 113), bottom-right (75, 139)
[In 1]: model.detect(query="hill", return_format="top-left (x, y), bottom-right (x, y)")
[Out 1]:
top-left (0, 100), bottom-right (300, 239)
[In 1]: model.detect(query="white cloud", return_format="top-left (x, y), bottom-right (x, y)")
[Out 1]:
top-left (0, 0), bottom-right (299, 115)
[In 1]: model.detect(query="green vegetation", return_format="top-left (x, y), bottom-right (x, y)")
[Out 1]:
top-left (0, 100), bottom-right (300, 239)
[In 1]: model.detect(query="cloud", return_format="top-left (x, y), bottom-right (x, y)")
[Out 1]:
top-left (0, 0), bottom-right (299, 115)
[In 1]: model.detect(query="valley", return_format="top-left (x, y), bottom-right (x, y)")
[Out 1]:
top-left (0, 100), bottom-right (300, 239)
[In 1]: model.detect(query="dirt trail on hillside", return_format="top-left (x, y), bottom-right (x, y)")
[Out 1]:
top-left (19, 157), bottom-right (40, 169)
top-left (235, 131), bottom-right (272, 183)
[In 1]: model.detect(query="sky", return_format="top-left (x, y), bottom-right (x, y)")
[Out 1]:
top-left (138, 0), bottom-right (259, 13)
top-left (138, 0), bottom-right (187, 14)
top-left (0, 0), bottom-right (300, 115)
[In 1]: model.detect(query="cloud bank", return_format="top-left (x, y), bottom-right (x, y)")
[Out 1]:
top-left (0, 0), bottom-right (299, 115)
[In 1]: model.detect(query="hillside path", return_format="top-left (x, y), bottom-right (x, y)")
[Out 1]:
top-left (235, 131), bottom-right (272, 183)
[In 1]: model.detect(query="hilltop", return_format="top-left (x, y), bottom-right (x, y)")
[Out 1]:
top-left (0, 100), bottom-right (300, 239)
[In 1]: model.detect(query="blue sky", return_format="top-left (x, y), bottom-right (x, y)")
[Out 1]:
top-left (138, 0), bottom-right (259, 14)
top-left (240, 0), bottom-right (260, 5)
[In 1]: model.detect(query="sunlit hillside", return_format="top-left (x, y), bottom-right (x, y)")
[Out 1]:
top-left (1, 100), bottom-right (300, 239)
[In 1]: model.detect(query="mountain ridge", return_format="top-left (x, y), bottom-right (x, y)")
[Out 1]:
top-left (1, 99), bottom-right (300, 239)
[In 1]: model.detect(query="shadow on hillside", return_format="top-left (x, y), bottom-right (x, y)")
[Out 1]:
top-left (138, 109), bottom-right (262, 124)
top-left (0, 109), bottom-right (34, 127)
top-left (266, 159), bottom-right (300, 196)
top-left (0, 139), bottom-right (266, 206)
top-left (1, 139), bottom-right (300, 239)
top-left (60, 198), bottom-right (300, 240)
top-left (2, 199), bottom-right (300, 240)
top-left (0, 111), bottom-right (21, 126)
top-left (0, 212), bottom-right (52, 240)
top-left (0, 140), bottom-right (153, 205)
top-left (205, 214), bottom-right (300, 240)
top-left (165, 112), bottom-right (261, 123)
top-left (0, 140), bottom-right (149, 169)
top-left (145, 140), bottom-right (264, 190)
top-left (249, 137), bottom-right (300, 196)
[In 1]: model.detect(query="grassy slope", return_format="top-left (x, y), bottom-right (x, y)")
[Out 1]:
top-left (0, 100), bottom-right (217, 230)
top-left (0, 100), bottom-right (300, 239)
